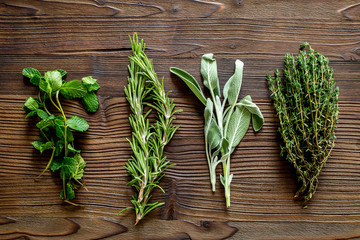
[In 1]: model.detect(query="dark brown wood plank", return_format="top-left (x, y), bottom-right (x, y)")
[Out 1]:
top-left (0, 0), bottom-right (360, 239)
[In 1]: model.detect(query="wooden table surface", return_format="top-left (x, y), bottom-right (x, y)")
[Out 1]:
top-left (0, 0), bottom-right (360, 239)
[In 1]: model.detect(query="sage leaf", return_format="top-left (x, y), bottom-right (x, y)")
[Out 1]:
top-left (236, 95), bottom-right (264, 132)
top-left (223, 60), bottom-right (243, 106)
top-left (201, 54), bottom-right (220, 97)
top-left (204, 98), bottom-right (214, 135)
top-left (226, 105), bottom-right (251, 151)
top-left (170, 67), bottom-right (207, 105)
top-left (207, 120), bottom-right (222, 150)
top-left (67, 115), bottom-right (89, 132)
top-left (60, 80), bottom-right (87, 99)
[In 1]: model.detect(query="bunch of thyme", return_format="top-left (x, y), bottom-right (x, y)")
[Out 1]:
top-left (267, 43), bottom-right (339, 202)
top-left (121, 33), bottom-right (181, 224)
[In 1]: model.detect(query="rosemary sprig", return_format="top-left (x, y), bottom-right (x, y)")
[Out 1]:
top-left (267, 43), bottom-right (339, 203)
top-left (122, 33), bottom-right (182, 224)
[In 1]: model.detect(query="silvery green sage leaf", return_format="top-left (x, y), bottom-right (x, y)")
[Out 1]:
top-left (170, 67), bottom-right (207, 105)
top-left (236, 95), bottom-right (264, 132)
top-left (223, 60), bottom-right (243, 106)
top-left (171, 54), bottom-right (263, 208)
top-left (201, 54), bottom-right (220, 97)
top-left (225, 106), bottom-right (251, 152)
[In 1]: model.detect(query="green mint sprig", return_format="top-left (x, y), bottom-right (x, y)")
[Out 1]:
top-left (121, 33), bottom-right (182, 224)
top-left (171, 54), bottom-right (264, 208)
top-left (23, 68), bottom-right (100, 204)
top-left (267, 43), bottom-right (339, 203)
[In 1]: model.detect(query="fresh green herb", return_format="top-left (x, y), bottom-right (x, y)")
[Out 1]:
top-left (267, 43), bottom-right (339, 202)
top-left (170, 54), bottom-right (264, 208)
top-left (23, 68), bottom-right (100, 204)
top-left (121, 33), bottom-right (182, 224)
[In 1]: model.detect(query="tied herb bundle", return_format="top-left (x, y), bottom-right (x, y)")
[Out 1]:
top-left (267, 43), bottom-right (339, 202)
top-left (171, 54), bottom-right (264, 208)
top-left (23, 68), bottom-right (100, 204)
top-left (122, 33), bottom-right (182, 224)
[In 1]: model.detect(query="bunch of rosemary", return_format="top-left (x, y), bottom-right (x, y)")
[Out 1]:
top-left (122, 33), bottom-right (182, 224)
top-left (267, 43), bottom-right (339, 202)
top-left (171, 54), bottom-right (264, 207)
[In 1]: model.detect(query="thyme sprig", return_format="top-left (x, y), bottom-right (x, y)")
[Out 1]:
top-left (122, 33), bottom-right (182, 224)
top-left (267, 43), bottom-right (339, 202)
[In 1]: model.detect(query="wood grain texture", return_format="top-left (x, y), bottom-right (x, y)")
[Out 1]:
top-left (0, 0), bottom-right (359, 239)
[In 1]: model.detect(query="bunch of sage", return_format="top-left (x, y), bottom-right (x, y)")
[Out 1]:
top-left (171, 54), bottom-right (263, 207)
top-left (267, 43), bottom-right (339, 202)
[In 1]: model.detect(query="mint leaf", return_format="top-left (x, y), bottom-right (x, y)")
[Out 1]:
top-left (60, 157), bottom-right (77, 179)
top-left (39, 79), bottom-right (51, 93)
top-left (23, 67), bottom-right (41, 79)
top-left (57, 69), bottom-right (67, 78)
top-left (81, 92), bottom-right (99, 112)
top-left (30, 75), bottom-right (41, 86)
top-left (60, 182), bottom-right (75, 200)
top-left (74, 153), bottom-right (86, 180)
top-left (39, 141), bottom-right (54, 154)
top-left (36, 109), bottom-right (49, 120)
top-left (36, 118), bottom-right (54, 129)
top-left (25, 110), bottom-right (37, 119)
top-left (24, 97), bottom-right (39, 111)
top-left (68, 144), bottom-right (81, 154)
top-left (66, 183), bottom-right (75, 199)
top-left (55, 141), bottom-right (64, 157)
top-left (60, 80), bottom-right (87, 99)
top-left (55, 119), bottom-right (74, 142)
top-left (67, 115), bottom-right (89, 132)
top-left (50, 157), bottom-right (63, 172)
top-left (31, 138), bottom-right (47, 151)
top-left (44, 71), bottom-right (62, 92)
top-left (82, 76), bottom-right (100, 92)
